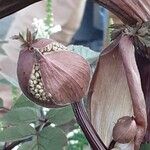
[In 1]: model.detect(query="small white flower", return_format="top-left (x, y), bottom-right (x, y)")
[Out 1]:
top-left (50, 25), bottom-right (62, 34)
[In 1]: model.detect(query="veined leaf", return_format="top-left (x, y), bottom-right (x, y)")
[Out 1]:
top-left (1, 107), bottom-right (38, 125)
top-left (13, 94), bottom-right (37, 108)
top-left (46, 106), bottom-right (74, 126)
top-left (18, 126), bottom-right (67, 150)
top-left (68, 45), bottom-right (99, 64)
top-left (140, 144), bottom-right (150, 150)
top-left (0, 124), bottom-right (35, 142)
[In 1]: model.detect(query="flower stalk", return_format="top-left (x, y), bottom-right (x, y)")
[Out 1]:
top-left (72, 101), bottom-right (108, 150)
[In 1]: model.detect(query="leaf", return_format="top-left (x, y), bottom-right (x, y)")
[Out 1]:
top-left (0, 124), bottom-right (35, 142)
top-left (0, 98), bottom-right (3, 107)
top-left (46, 106), bottom-right (74, 125)
top-left (140, 144), bottom-right (150, 150)
top-left (39, 127), bottom-right (67, 150)
top-left (0, 72), bottom-right (19, 87)
top-left (1, 107), bottom-right (38, 125)
top-left (18, 140), bottom-right (36, 150)
top-left (12, 86), bottom-right (21, 103)
top-left (0, 78), bottom-right (13, 85)
top-left (13, 94), bottom-right (36, 108)
top-left (68, 45), bottom-right (99, 64)
top-left (0, 144), bottom-right (4, 150)
top-left (0, 84), bottom-right (12, 109)
top-left (138, 36), bottom-right (150, 48)
top-left (19, 127), bottom-right (67, 150)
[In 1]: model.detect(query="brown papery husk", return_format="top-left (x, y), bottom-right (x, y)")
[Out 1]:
top-left (87, 41), bottom-right (133, 148)
top-left (39, 51), bottom-right (90, 105)
top-left (17, 38), bottom-right (59, 108)
top-left (88, 35), bottom-right (147, 149)
top-left (17, 51), bottom-right (58, 108)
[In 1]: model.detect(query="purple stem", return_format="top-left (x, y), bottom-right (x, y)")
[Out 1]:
top-left (72, 101), bottom-right (108, 150)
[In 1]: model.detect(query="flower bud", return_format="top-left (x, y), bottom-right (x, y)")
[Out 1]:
top-left (112, 116), bottom-right (137, 143)
top-left (17, 33), bottom-right (90, 107)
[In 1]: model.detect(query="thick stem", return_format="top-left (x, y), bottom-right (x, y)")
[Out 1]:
top-left (3, 137), bottom-right (32, 150)
top-left (94, 0), bottom-right (137, 25)
top-left (119, 35), bottom-right (147, 150)
top-left (0, 0), bottom-right (41, 19)
top-left (108, 140), bottom-right (116, 150)
top-left (71, 101), bottom-right (108, 150)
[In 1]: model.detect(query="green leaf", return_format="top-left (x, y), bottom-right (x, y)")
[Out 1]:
top-left (18, 140), bottom-right (36, 150)
top-left (46, 106), bottom-right (74, 125)
top-left (13, 94), bottom-right (36, 109)
top-left (68, 45), bottom-right (99, 64)
top-left (0, 78), bottom-right (12, 85)
top-left (12, 86), bottom-right (21, 103)
top-left (0, 72), bottom-right (19, 87)
top-left (1, 107), bottom-right (38, 125)
top-left (39, 127), bottom-right (67, 150)
top-left (0, 144), bottom-right (4, 150)
top-left (0, 98), bottom-right (3, 107)
top-left (140, 144), bottom-right (150, 150)
top-left (19, 127), bottom-right (67, 150)
top-left (0, 125), bottom-right (35, 142)
top-left (18, 139), bottom-right (47, 150)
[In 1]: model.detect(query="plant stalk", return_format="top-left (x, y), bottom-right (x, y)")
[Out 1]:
top-left (0, 0), bottom-right (41, 19)
top-left (71, 101), bottom-right (108, 150)
top-left (119, 35), bottom-right (147, 150)
top-left (108, 140), bottom-right (116, 150)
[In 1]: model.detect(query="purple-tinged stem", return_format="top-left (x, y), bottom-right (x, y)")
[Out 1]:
top-left (119, 35), bottom-right (147, 150)
top-left (72, 101), bottom-right (108, 150)
top-left (0, 0), bottom-right (41, 19)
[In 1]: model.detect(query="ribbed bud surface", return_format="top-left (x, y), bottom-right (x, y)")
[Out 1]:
top-left (113, 116), bottom-right (137, 144)
top-left (17, 38), bottom-right (90, 107)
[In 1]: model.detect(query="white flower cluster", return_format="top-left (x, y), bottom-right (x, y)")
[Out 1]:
top-left (32, 18), bottom-right (61, 39)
